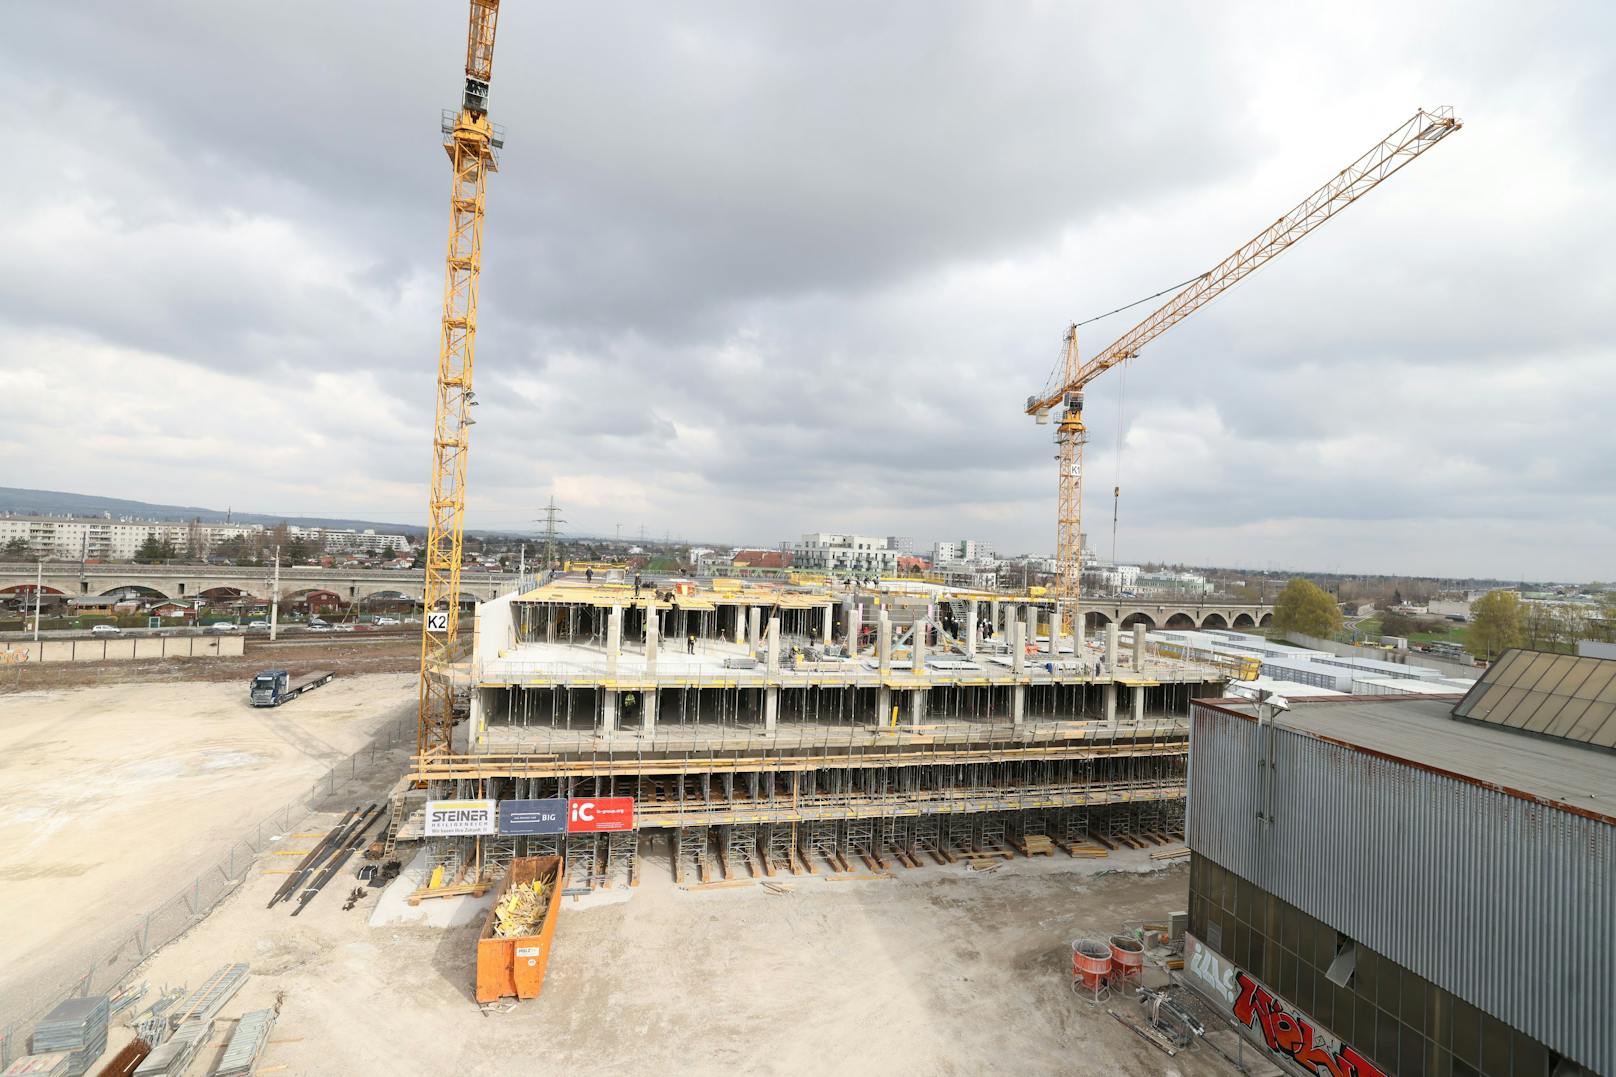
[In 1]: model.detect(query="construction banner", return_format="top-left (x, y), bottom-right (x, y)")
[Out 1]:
top-left (498, 798), bottom-right (569, 835)
top-left (566, 797), bottom-right (634, 833)
top-left (424, 799), bottom-right (497, 837)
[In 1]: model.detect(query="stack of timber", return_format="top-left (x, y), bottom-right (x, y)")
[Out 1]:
top-left (90, 1038), bottom-right (148, 1077)
top-left (266, 805), bottom-right (381, 916)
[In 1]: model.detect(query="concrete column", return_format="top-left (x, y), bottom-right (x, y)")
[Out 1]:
top-left (964, 603), bottom-right (978, 658)
top-left (909, 688), bottom-right (926, 729)
top-left (602, 689), bottom-right (618, 733)
top-left (607, 604), bottom-right (622, 675)
top-left (546, 607), bottom-right (556, 643)
top-left (764, 686), bottom-right (779, 733)
top-left (1133, 623), bottom-right (1146, 669)
top-left (644, 602), bottom-right (658, 673)
top-left (1011, 619), bottom-right (1025, 673)
top-left (766, 615), bottom-right (780, 674)
top-left (1024, 605), bottom-right (1038, 653)
top-left (1044, 607), bottom-right (1057, 655)
top-left (876, 685), bottom-right (893, 729)
top-left (848, 604), bottom-right (863, 655)
top-left (989, 599), bottom-right (1001, 639)
top-left (912, 618), bottom-right (927, 673)
top-left (1105, 621), bottom-right (1119, 673)
top-left (643, 690), bottom-right (659, 737)
top-left (1012, 683), bottom-right (1026, 729)
top-left (1132, 684), bottom-right (1145, 722)
top-left (1073, 609), bottom-right (1085, 658)
top-left (878, 611), bottom-right (892, 674)
top-left (1103, 683), bottom-right (1117, 726)
top-left (468, 691), bottom-right (486, 749)
top-left (748, 606), bottom-right (762, 653)
top-left (821, 604), bottom-right (833, 645)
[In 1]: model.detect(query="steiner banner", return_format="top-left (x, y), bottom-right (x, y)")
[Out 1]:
top-left (424, 799), bottom-right (497, 837)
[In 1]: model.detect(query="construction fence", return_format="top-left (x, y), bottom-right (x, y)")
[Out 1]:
top-left (0, 711), bottom-right (416, 1066)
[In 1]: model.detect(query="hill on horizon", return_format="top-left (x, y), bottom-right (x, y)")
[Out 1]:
top-left (0, 486), bottom-right (424, 536)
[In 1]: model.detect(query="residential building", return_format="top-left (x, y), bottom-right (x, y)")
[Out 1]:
top-left (931, 539), bottom-right (994, 565)
top-left (789, 533), bottom-right (902, 575)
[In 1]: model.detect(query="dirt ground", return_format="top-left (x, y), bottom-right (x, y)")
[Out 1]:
top-left (0, 635), bottom-right (424, 692)
top-left (0, 672), bottom-right (415, 1024)
top-left (85, 837), bottom-right (1274, 1077)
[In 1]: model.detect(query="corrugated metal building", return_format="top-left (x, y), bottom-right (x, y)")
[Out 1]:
top-left (1183, 651), bottom-right (1615, 1077)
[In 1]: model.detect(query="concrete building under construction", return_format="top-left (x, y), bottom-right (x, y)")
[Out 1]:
top-left (405, 574), bottom-right (1248, 889)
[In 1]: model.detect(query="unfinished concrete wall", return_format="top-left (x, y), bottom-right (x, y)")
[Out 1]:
top-left (1, 635), bottom-right (245, 664)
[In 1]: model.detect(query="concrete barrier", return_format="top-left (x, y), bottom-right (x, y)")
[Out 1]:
top-left (0, 634), bottom-right (246, 664)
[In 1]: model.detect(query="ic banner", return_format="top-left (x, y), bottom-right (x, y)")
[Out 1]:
top-left (424, 799), bottom-right (497, 837)
top-left (566, 797), bottom-right (635, 832)
top-left (498, 798), bottom-right (569, 835)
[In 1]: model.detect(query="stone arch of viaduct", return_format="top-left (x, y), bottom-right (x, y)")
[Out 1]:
top-left (0, 567), bottom-right (514, 607)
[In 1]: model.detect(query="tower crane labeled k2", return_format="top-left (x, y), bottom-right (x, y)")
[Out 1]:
top-left (1024, 108), bottom-right (1460, 629)
top-left (419, 0), bottom-right (504, 757)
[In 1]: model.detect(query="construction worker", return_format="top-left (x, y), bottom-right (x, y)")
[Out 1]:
top-left (634, 572), bottom-right (642, 598)
top-left (585, 567), bottom-right (594, 584)
top-left (687, 632), bottom-right (696, 655)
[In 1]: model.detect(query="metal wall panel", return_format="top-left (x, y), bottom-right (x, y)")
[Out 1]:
top-left (1189, 702), bottom-right (1615, 1075)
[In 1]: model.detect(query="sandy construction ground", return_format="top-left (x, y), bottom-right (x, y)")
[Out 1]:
top-left (0, 672), bottom-right (414, 1023)
top-left (73, 837), bottom-right (1278, 1077)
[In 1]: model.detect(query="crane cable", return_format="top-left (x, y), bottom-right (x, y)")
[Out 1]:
top-left (1112, 359), bottom-right (1126, 565)
top-left (1038, 273), bottom-right (1202, 402)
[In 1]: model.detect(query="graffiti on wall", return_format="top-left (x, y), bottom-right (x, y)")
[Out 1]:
top-left (1186, 933), bottom-right (1386, 1077)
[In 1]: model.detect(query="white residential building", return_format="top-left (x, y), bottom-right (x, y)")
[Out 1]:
top-left (932, 539), bottom-right (995, 565)
top-left (790, 533), bottom-right (901, 574)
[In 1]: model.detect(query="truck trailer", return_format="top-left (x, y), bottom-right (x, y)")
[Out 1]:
top-left (250, 669), bottom-right (335, 707)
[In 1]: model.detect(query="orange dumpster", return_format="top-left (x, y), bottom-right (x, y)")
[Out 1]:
top-left (475, 855), bottom-right (564, 1003)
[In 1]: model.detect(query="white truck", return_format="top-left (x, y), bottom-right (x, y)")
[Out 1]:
top-left (249, 669), bottom-right (335, 707)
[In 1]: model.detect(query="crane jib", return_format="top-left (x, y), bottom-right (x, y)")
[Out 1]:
top-left (1025, 107), bottom-right (1459, 418)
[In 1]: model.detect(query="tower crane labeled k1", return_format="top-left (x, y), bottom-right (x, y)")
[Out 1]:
top-left (1024, 107), bottom-right (1460, 629)
top-left (419, 0), bottom-right (504, 757)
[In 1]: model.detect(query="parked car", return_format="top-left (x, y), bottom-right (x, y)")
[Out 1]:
top-left (90, 624), bottom-right (122, 635)
top-left (308, 622), bottom-right (332, 632)
top-left (207, 622), bottom-right (240, 632)
top-left (332, 624), bottom-right (355, 633)
top-left (308, 618), bottom-right (330, 628)
top-left (247, 620), bottom-right (271, 630)
top-left (375, 616), bottom-right (400, 626)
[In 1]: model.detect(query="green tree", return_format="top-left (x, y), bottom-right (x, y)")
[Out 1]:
top-left (1, 537), bottom-right (31, 561)
top-left (1469, 590), bottom-right (1523, 660)
top-left (134, 535), bottom-right (167, 563)
top-left (1272, 578), bottom-right (1345, 639)
top-left (1380, 610), bottom-right (1419, 638)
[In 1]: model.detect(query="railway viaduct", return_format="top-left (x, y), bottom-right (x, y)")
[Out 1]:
top-left (0, 565), bottom-right (1273, 628)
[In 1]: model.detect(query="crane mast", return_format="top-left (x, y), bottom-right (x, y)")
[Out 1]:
top-left (419, 0), bottom-right (502, 757)
top-left (1027, 107), bottom-right (1460, 624)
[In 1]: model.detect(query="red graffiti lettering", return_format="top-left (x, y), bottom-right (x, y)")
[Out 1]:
top-left (1231, 971), bottom-right (1388, 1077)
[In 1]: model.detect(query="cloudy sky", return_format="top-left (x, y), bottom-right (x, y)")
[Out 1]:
top-left (2, 2), bottom-right (1612, 580)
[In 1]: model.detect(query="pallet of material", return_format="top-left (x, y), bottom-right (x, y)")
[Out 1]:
top-left (1009, 835), bottom-right (1055, 857)
top-left (1060, 840), bottom-right (1110, 858)
top-left (3, 1053), bottom-right (72, 1077)
top-left (168, 965), bottom-right (248, 1030)
top-left (134, 1020), bottom-right (212, 1076)
top-left (1149, 845), bottom-right (1190, 861)
top-left (211, 1007), bottom-right (277, 1076)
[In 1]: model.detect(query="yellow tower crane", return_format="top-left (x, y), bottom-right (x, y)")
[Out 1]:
top-left (419, 0), bottom-right (503, 757)
top-left (1024, 107), bottom-right (1460, 629)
